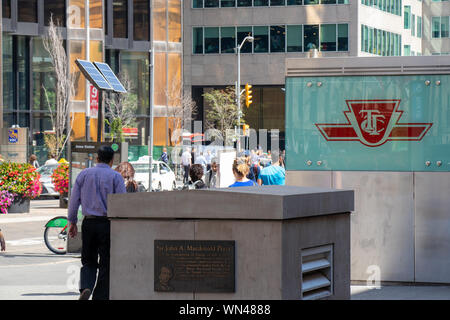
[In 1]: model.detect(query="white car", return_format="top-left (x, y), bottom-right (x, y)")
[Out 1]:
top-left (36, 164), bottom-right (59, 198)
top-left (130, 160), bottom-right (177, 191)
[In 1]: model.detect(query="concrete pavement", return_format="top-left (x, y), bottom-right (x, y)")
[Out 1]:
top-left (1, 199), bottom-right (450, 300)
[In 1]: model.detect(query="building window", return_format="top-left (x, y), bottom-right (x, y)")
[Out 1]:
top-left (254, 0), bottom-right (269, 5)
top-left (237, 0), bottom-right (252, 6)
top-left (33, 38), bottom-right (56, 111)
top-left (18, 0), bottom-right (38, 23)
top-left (432, 16), bottom-right (450, 38)
top-left (89, 0), bottom-right (103, 28)
top-left (168, 0), bottom-right (182, 42)
top-left (17, 37), bottom-right (29, 111)
top-left (287, 0), bottom-right (302, 4)
top-left (304, 25), bottom-right (319, 51)
top-left (113, 0), bottom-right (127, 38)
top-left (134, 0), bottom-right (149, 41)
top-left (404, 5), bottom-right (410, 29)
top-left (193, 24), bottom-right (349, 54)
top-left (287, 25), bottom-right (302, 52)
top-left (411, 14), bottom-right (415, 36)
top-left (205, 0), bottom-right (220, 6)
top-left (361, 24), bottom-right (401, 56)
top-left (254, 26), bottom-right (269, 53)
top-left (322, 0), bottom-right (336, 4)
top-left (120, 52), bottom-right (150, 116)
top-left (338, 24), bottom-right (348, 51)
top-left (193, 27), bottom-right (204, 54)
top-left (221, 0), bottom-right (236, 6)
top-left (204, 27), bottom-right (220, 53)
top-left (44, 1), bottom-right (66, 26)
top-left (417, 16), bottom-right (422, 38)
top-left (221, 27), bottom-right (236, 53)
top-left (304, 0), bottom-right (319, 4)
top-left (270, 25), bottom-right (285, 53)
top-left (432, 17), bottom-right (440, 38)
top-left (442, 17), bottom-right (450, 37)
top-left (270, 0), bottom-right (285, 5)
top-left (237, 26), bottom-right (253, 53)
top-left (2, 0), bottom-right (11, 18)
top-left (403, 44), bottom-right (410, 56)
top-left (320, 24), bottom-right (336, 51)
top-left (3, 34), bottom-right (13, 111)
top-left (193, 0), bottom-right (204, 7)
top-left (154, 0), bottom-right (167, 41)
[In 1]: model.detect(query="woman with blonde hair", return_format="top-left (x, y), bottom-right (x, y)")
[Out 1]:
top-left (228, 157), bottom-right (257, 188)
top-left (114, 162), bottom-right (138, 193)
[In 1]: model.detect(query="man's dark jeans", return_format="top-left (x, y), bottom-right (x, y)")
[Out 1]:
top-left (183, 165), bottom-right (190, 184)
top-left (80, 217), bottom-right (110, 300)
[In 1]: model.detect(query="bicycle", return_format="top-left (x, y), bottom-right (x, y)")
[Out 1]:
top-left (44, 216), bottom-right (68, 255)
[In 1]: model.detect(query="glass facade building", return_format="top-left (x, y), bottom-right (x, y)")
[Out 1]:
top-left (1, 0), bottom-right (182, 163)
top-left (193, 24), bottom-right (349, 54)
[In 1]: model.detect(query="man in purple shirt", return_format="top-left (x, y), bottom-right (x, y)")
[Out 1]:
top-left (68, 146), bottom-right (126, 300)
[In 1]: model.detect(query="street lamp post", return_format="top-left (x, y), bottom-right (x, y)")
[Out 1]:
top-left (236, 35), bottom-right (254, 153)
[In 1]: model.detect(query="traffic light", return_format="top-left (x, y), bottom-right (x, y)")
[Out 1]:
top-left (245, 83), bottom-right (252, 108)
top-left (243, 124), bottom-right (250, 135)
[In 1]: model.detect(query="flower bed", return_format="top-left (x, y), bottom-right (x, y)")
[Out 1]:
top-left (0, 162), bottom-right (42, 214)
top-left (51, 163), bottom-right (69, 195)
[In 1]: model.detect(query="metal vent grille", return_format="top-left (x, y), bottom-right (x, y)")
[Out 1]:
top-left (301, 244), bottom-right (333, 300)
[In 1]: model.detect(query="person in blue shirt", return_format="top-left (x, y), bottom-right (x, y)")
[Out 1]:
top-left (68, 146), bottom-right (127, 300)
top-left (257, 150), bottom-right (285, 186)
top-left (229, 158), bottom-right (257, 188)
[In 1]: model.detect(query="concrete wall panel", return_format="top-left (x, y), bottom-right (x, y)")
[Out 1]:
top-left (334, 171), bottom-right (415, 282)
top-left (415, 172), bottom-right (450, 283)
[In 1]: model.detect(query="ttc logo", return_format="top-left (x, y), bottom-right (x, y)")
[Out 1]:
top-left (315, 100), bottom-right (433, 147)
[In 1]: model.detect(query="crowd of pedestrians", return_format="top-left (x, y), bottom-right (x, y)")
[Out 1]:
top-left (180, 147), bottom-right (286, 189)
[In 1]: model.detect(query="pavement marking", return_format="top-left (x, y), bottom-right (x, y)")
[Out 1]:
top-left (0, 216), bottom-right (55, 224)
top-left (0, 258), bottom-right (78, 268)
top-left (5, 237), bottom-right (49, 246)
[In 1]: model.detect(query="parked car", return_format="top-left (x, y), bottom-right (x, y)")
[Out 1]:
top-left (130, 159), bottom-right (177, 191)
top-left (36, 164), bottom-right (59, 198)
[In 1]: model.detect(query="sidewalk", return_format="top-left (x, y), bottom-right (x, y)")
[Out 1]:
top-left (351, 284), bottom-right (450, 300)
top-left (0, 199), bottom-right (67, 223)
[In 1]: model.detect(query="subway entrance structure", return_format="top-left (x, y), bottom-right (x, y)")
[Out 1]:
top-left (285, 56), bottom-right (450, 284)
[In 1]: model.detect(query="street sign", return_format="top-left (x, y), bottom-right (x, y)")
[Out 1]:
top-left (90, 85), bottom-right (99, 118)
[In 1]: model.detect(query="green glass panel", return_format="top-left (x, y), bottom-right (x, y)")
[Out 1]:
top-left (254, 0), bottom-right (269, 5)
top-left (204, 27), bottom-right (219, 53)
top-left (237, 26), bottom-right (253, 53)
top-left (286, 75), bottom-right (448, 172)
top-left (254, 26), bottom-right (269, 53)
top-left (193, 27), bottom-right (203, 54)
top-left (221, 27), bottom-right (236, 53)
top-left (432, 17), bottom-right (441, 38)
top-left (320, 24), bottom-right (336, 51)
top-left (442, 17), bottom-right (449, 37)
top-left (338, 24), bottom-right (348, 51)
top-left (404, 5), bottom-right (410, 29)
top-left (287, 25), bottom-right (302, 52)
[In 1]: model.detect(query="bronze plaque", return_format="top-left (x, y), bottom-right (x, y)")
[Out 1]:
top-left (154, 240), bottom-right (235, 293)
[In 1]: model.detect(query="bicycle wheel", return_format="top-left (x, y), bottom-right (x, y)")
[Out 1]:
top-left (44, 216), bottom-right (68, 255)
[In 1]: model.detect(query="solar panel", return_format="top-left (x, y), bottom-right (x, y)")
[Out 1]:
top-left (75, 59), bottom-right (113, 91)
top-left (94, 62), bottom-right (127, 93)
